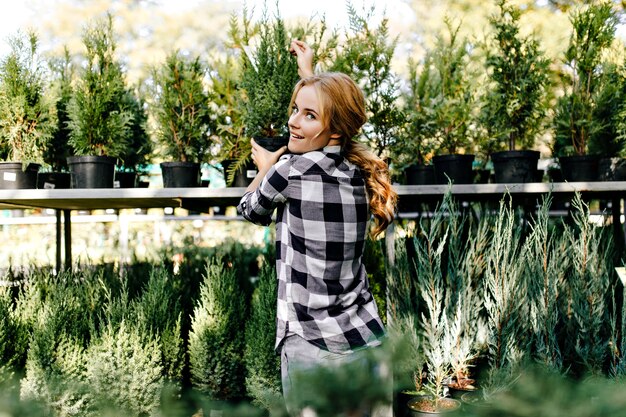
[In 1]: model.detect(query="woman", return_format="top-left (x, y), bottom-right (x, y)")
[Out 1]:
top-left (237, 40), bottom-right (397, 414)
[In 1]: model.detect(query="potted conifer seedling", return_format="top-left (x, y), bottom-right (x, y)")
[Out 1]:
top-left (151, 51), bottom-right (213, 188)
top-left (0, 30), bottom-right (55, 189)
top-left (481, 0), bottom-right (550, 184)
top-left (66, 14), bottom-right (132, 188)
top-left (594, 63), bottom-right (626, 181)
top-left (394, 59), bottom-right (437, 185)
top-left (220, 7), bottom-right (299, 186)
top-left (115, 89), bottom-right (152, 188)
top-left (39, 47), bottom-right (73, 189)
top-left (552, 1), bottom-right (619, 182)
top-left (412, 20), bottom-right (478, 185)
top-left (328, 4), bottom-right (403, 161)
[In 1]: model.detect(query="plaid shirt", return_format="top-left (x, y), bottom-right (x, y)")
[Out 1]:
top-left (237, 145), bottom-right (385, 354)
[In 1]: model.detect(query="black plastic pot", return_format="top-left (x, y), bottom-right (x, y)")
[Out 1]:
top-left (67, 156), bottom-right (116, 188)
top-left (558, 155), bottom-right (599, 182)
top-left (221, 159), bottom-right (257, 187)
top-left (255, 136), bottom-right (290, 152)
top-left (432, 154), bottom-right (475, 185)
top-left (491, 150), bottom-right (540, 183)
top-left (0, 162), bottom-right (40, 189)
top-left (405, 164), bottom-right (435, 185)
top-left (598, 157), bottom-right (626, 181)
top-left (114, 171), bottom-right (137, 188)
top-left (160, 162), bottom-right (201, 188)
top-left (37, 172), bottom-right (71, 189)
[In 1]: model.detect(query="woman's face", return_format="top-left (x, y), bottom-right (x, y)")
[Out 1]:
top-left (287, 85), bottom-right (340, 154)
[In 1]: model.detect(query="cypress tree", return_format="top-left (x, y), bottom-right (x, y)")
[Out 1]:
top-left (244, 260), bottom-right (282, 411)
top-left (188, 257), bottom-right (247, 401)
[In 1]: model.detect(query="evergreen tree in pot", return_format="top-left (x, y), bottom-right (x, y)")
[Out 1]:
top-left (328, 3), bottom-right (404, 161)
top-left (150, 51), bottom-right (213, 188)
top-left (39, 47), bottom-right (73, 189)
top-left (0, 30), bottom-right (55, 189)
top-left (393, 59), bottom-right (437, 185)
top-left (589, 62), bottom-right (626, 181)
top-left (239, 8), bottom-right (299, 151)
top-left (480, 0), bottom-right (550, 184)
top-left (115, 88), bottom-right (152, 188)
top-left (552, 1), bottom-right (619, 182)
top-left (411, 20), bottom-right (478, 185)
top-left (66, 14), bottom-right (132, 188)
top-left (219, 6), bottom-right (299, 186)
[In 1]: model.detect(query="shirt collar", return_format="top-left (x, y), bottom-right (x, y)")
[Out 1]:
top-left (323, 145), bottom-right (341, 153)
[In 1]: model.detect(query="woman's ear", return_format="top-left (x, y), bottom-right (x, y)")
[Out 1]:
top-left (330, 132), bottom-right (341, 139)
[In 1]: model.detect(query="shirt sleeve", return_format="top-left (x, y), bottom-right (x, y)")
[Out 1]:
top-left (237, 157), bottom-right (291, 226)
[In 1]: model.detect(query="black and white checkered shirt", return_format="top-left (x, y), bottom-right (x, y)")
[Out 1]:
top-left (237, 145), bottom-right (385, 354)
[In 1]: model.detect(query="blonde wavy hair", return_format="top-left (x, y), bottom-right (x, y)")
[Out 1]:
top-left (289, 72), bottom-right (398, 238)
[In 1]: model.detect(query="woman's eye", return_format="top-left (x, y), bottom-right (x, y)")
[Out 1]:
top-left (291, 106), bottom-right (298, 114)
top-left (306, 112), bottom-right (315, 120)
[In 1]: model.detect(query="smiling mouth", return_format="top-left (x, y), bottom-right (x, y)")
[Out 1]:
top-left (290, 133), bottom-right (305, 140)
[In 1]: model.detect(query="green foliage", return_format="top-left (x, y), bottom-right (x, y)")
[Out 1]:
top-left (0, 30), bottom-right (55, 164)
top-left (392, 60), bottom-right (436, 169)
top-left (461, 365), bottom-right (626, 417)
top-left (84, 321), bottom-right (164, 416)
top-left (287, 345), bottom-right (393, 417)
top-left (67, 13), bottom-right (132, 157)
top-left (480, 0), bottom-right (550, 152)
top-left (238, 6), bottom-right (299, 140)
top-left (328, 2), bottom-right (403, 158)
top-left (150, 51), bottom-right (213, 163)
top-left (406, 19), bottom-right (477, 155)
top-left (222, 7), bottom-right (335, 182)
top-left (589, 62), bottom-right (626, 157)
top-left (483, 196), bottom-right (527, 370)
top-left (552, 1), bottom-right (619, 156)
top-left (211, 55), bottom-right (247, 183)
top-left (131, 267), bottom-right (185, 384)
top-left (522, 195), bottom-right (568, 370)
top-left (0, 288), bottom-right (30, 374)
top-left (118, 88), bottom-right (152, 171)
top-left (188, 257), bottom-right (248, 401)
top-left (44, 47), bottom-right (74, 171)
top-left (244, 259), bottom-right (282, 411)
top-left (562, 194), bottom-right (613, 375)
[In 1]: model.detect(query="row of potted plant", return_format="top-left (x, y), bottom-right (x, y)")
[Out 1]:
top-left (0, 1), bottom-right (625, 190)
top-left (397, 0), bottom-right (626, 185)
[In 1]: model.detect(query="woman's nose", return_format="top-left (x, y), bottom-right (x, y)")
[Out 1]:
top-left (288, 113), bottom-right (299, 128)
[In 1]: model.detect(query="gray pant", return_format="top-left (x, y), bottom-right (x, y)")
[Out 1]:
top-left (280, 334), bottom-right (370, 417)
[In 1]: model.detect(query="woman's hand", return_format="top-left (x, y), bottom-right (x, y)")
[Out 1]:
top-left (245, 138), bottom-right (288, 193)
top-left (250, 138), bottom-right (287, 172)
top-left (289, 39), bottom-right (314, 78)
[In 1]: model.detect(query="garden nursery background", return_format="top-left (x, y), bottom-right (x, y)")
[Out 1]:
top-left (3, 0), bottom-right (626, 417)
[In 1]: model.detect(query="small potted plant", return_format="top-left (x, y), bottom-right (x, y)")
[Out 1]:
top-left (115, 89), bottom-right (152, 188)
top-left (412, 19), bottom-right (478, 185)
top-left (0, 30), bottom-right (55, 189)
top-left (239, 7), bottom-right (299, 150)
top-left (211, 53), bottom-right (251, 187)
top-left (393, 59), bottom-right (437, 185)
top-left (329, 4), bottom-right (404, 160)
top-left (218, 6), bottom-right (300, 186)
top-left (480, 0), bottom-right (550, 184)
top-left (552, 1), bottom-right (619, 182)
top-left (150, 51), bottom-right (213, 188)
top-left (66, 14), bottom-right (132, 188)
top-left (39, 47), bottom-right (73, 189)
top-left (589, 62), bottom-right (626, 181)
